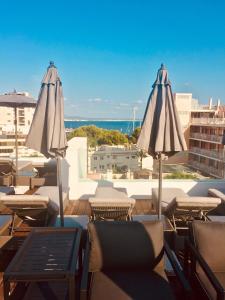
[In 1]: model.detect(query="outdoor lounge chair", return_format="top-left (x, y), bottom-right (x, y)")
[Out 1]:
top-left (0, 195), bottom-right (58, 226)
top-left (164, 196), bottom-right (221, 231)
top-left (80, 221), bottom-right (191, 300)
top-left (89, 187), bottom-right (135, 221)
top-left (208, 188), bottom-right (225, 216)
top-left (186, 221), bottom-right (225, 300)
top-left (152, 188), bottom-right (189, 214)
top-left (0, 159), bottom-right (15, 186)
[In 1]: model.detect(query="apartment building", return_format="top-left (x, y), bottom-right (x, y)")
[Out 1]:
top-left (0, 91), bottom-right (36, 157)
top-left (174, 93), bottom-right (225, 178)
top-left (188, 99), bottom-right (225, 178)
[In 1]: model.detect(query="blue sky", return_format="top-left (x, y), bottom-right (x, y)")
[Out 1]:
top-left (0, 0), bottom-right (225, 119)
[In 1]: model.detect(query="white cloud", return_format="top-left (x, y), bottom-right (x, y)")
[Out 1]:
top-left (135, 99), bottom-right (143, 104)
top-left (119, 102), bottom-right (129, 107)
top-left (88, 98), bottom-right (102, 103)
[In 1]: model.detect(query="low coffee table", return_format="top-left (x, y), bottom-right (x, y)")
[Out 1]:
top-left (3, 227), bottom-right (82, 300)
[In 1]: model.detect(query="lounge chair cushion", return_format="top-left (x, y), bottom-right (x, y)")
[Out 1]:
top-left (165, 197), bottom-right (221, 218)
top-left (152, 188), bottom-right (188, 212)
top-left (208, 188), bottom-right (225, 215)
top-left (88, 221), bottom-right (164, 272)
top-left (95, 187), bottom-right (128, 198)
top-left (89, 270), bottom-right (174, 300)
top-left (208, 188), bottom-right (225, 202)
top-left (0, 195), bottom-right (58, 214)
top-left (34, 186), bottom-right (69, 212)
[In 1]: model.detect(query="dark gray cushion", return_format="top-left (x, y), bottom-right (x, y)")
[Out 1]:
top-left (197, 270), bottom-right (225, 300)
top-left (192, 221), bottom-right (225, 272)
top-left (90, 270), bottom-right (175, 300)
top-left (88, 221), bottom-right (164, 272)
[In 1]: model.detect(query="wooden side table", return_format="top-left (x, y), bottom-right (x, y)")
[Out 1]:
top-left (3, 227), bottom-right (81, 300)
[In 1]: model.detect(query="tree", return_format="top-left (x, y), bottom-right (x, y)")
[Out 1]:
top-left (67, 125), bottom-right (128, 147)
top-left (129, 127), bottom-right (141, 144)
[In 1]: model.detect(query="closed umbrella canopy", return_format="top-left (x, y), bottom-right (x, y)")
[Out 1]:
top-left (26, 61), bottom-right (67, 226)
top-left (137, 64), bottom-right (187, 218)
top-left (137, 64), bottom-right (186, 157)
top-left (26, 62), bottom-right (67, 158)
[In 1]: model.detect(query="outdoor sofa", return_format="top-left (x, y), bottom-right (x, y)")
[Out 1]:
top-left (80, 221), bottom-right (191, 300)
top-left (185, 221), bottom-right (225, 300)
top-left (89, 187), bottom-right (135, 221)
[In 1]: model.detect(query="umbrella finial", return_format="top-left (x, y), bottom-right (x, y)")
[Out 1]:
top-left (49, 61), bottom-right (56, 68)
top-left (160, 63), bottom-right (165, 69)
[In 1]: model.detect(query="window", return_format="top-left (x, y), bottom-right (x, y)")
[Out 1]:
top-left (100, 156), bottom-right (104, 160)
top-left (94, 157), bottom-right (97, 160)
top-left (132, 156), bottom-right (136, 159)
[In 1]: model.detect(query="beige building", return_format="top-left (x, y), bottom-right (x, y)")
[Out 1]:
top-left (188, 99), bottom-right (225, 178)
top-left (0, 92), bottom-right (36, 157)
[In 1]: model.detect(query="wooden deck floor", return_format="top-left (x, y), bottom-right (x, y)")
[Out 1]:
top-left (64, 199), bottom-right (153, 216)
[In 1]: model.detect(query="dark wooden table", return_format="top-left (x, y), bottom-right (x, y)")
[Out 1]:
top-left (3, 227), bottom-right (81, 300)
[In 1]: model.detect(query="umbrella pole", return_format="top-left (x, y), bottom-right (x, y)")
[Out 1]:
top-left (158, 153), bottom-right (162, 220)
top-left (14, 107), bottom-right (18, 184)
top-left (57, 156), bottom-right (64, 227)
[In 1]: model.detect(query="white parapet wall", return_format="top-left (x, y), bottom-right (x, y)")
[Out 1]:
top-left (69, 178), bottom-right (225, 200)
top-left (62, 137), bottom-right (225, 200)
top-left (61, 137), bottom-right (88, 199)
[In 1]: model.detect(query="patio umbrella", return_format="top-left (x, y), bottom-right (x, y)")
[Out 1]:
top-left (137, 64), bottom-right (187, 219)
top-left (0, 92), bottom-right (36, 180)
top-left (26, 61), bottom-right (68, 226)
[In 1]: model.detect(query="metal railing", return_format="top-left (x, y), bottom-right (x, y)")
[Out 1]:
top-left (190, 132), bottom-right (223, 143)
top-left (189, 147), bottom-right (225, 161)
top-left (189, 160), bottom-right (224, 178)
top-left (191, 118), bottom-right (225, 125)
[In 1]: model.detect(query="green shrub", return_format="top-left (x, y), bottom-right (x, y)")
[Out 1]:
top-left (164, 171), bottom-right (197, 179)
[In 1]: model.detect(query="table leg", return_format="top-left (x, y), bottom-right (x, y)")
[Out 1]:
top-left (3, 279), bottom-right (10, 300)
top-left (68, 277), bottom-right (75, 300)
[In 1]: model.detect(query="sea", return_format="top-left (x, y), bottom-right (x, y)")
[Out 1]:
top-left (64, 120), bottom-right (142, 135)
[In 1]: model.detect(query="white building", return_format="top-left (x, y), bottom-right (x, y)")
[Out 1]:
top-left (90, 145), bottom-right (153, 174)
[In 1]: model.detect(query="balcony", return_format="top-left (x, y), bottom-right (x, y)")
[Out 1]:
top-left (189, 132), bottom-right (223, 143)
top-left (191, 117), bottom-right (225, 125)
top-left (188, 160), bottom-right (224, 178)
top-left (189, 146), bottom-right (225, 161)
